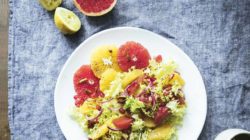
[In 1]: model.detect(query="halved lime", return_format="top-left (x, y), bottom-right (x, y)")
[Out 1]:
top-left (54, 7), bottom-right (81, 34)
top-left (39, 0), bottom-right (62, 11)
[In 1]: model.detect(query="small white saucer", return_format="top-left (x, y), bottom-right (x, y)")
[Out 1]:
top-left (215, 129), bottom-right (250, 140)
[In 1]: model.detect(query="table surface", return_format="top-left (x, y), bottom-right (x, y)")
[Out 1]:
top-left (0, 0), bottom-right (10, 139)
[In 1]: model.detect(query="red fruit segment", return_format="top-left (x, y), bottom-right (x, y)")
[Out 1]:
top-left (154, 106), bottom-right (170, 125)
top-left (112, 116), bottom-right (133, 130)
top-left (74, 0), bottom-right (117, 16)
top-left (76, 0), bottom-right (114, 13)
top-left (125, 80), bottom-right (140, 95)
top-left (154, 54), bottom-right (162, 63)
top-left (117, 41), bottom-right (151, 71)
top-left (73, 65), bottom-right (104, 107)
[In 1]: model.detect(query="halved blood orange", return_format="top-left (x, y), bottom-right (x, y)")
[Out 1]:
top-left (73, 65), bottom-right (103, 107)
top-left (74, 0), bottom-right (117, 16)
top-left (117, 41), bottom-right (151, 71)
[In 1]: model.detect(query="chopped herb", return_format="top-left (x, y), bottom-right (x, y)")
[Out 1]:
top-left (79, 78), bottom-right (87, 84)
top-left (102, 57), bottom-right (113, 66)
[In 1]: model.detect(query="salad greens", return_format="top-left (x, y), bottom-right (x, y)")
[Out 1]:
top-left (124, 97), bottom-right (145, 113)
top-left (71, 59), bottom-right (186, 140)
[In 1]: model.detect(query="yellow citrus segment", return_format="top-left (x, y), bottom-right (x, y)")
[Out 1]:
top-left (148, 123), bottom-right (175, 140)
top-left (168, 72), bottom-right (185, 86)
top-left (144, 116), bottom-right (156, 128)
top-left (122, 69), bottom-right (143, 88)
top-left (99, 69), bottom-right (118, 92)
top-left (54, 7), bottom-right (81, 34)
top-left (88, 117), bottom-right (116, 139)
top-left (89, 123), bottom-right (109, 139)
top-left (39, 0), bottom-right (62, 11)
top-left (90, 45), bottom-right (121, 78)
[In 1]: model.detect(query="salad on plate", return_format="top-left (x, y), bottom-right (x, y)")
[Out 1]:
top-left (71, 41), bottom-right (186, 140)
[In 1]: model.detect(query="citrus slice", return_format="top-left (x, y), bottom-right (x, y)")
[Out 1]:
top-left (90, 45), bottom-right (121, 78)
top-left (148, 123), bottom-right (175, 140)
top-left (39, 0), bottom-right (62, 11)
top-left (99, 68), bottom-right (118, 92)
top-left (54, 7), bottom-right (81, 34)
top-left (168, 72), bottom-right (185, 86)
top-left (117, 41), bottom-right (151, 71)
top-left (73, 65), bottom-right (103, 107)
top-left (122, 69), bottom-right (143, 88)
top-left (73, 0), bottom-right (117, 16)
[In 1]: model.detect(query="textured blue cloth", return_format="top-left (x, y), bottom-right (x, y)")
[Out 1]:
top-left (8, 0), bottom-right (250, 139)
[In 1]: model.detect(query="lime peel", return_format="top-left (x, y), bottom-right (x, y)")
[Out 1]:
top-left (54, 7), bottom-right (81, 34)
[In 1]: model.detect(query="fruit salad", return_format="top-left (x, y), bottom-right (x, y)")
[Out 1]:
top-left (71, 41), bottom-right (186, 140)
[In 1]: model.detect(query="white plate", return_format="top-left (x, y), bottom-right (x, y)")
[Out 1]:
top-left (54, 27), bottom-right (207, 140)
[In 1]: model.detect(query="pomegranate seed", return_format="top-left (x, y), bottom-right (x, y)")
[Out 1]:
top-left (119, 108), bottom-right (126, 114)
top-left (154, 55), bottom-right (162, 63)
top-left (165, 85), bottom-right (172, 91)
top-left (96, 105), bottom-right (101, 111)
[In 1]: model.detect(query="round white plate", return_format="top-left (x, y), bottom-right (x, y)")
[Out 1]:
top-left (54, 27), bottom-right (207, 140)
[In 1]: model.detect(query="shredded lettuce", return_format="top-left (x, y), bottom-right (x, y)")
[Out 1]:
top-left (104, 73), bottom-right (124, 98)
top-left (171, 81), bottom-right (182, 96)
top-left (129, 129), bottom-right (151, 140)
top-left (124, 96), bottom-right (145, 113)
top-left (97, 109), bottom-right (118, 128)
top-left (71, 98), bottom-right (102, 132)
top-left (153, 83), bottom-right (164, 96)
top-left (141, 108), bottom-right (154, 118)
top-left (71, 98), bottom-right (121, 137)
top-left (102, 130), bottom-right (128, 140)
top-left (166, 100), bottom-right (179, 113)
top-left (167, 105), bottom-right (186, 127)
top-left (167, 100), bottom-right (186, 118)
top-left (147, 59), bottom-right (178, 99)
top-left (173, 105), bottom-right (186, 118)
top-left (131, 114), bottom-right (145, 131)
top-left (71, 107), bottom-right (89, 131)
top-left (147, 59), bottom-right (177, 80)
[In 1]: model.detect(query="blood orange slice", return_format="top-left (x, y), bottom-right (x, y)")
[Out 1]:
top-left (73, 65), bottom-right (103, 107)
top-left (74, 0), bottom-right (117, 16)
top-left (117, 41), bottom-right (151, 71)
